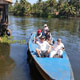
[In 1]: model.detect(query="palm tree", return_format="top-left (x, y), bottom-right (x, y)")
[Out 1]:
top-left (38, 0), bottom-right (42, 3)
top-left (20, 0), bottom-right (27, 5)
top-left (16, 0), bottom-right (18, 3)
top-left (48, 0), bottom-right (56, 7)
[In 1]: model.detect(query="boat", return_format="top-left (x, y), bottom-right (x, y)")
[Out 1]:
top-left (27, 32), bottom-right (74, 80)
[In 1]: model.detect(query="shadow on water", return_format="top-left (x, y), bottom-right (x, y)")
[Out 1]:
top-left (0, 43), bottom-right (15, 80)
top-left (0, 43), bottom-right (32, 80)
top-left (27, 49), bottom-right (45, 80)
top-left (28, 62), bottom-right (45, 80)
top-left (9, 44), bottom-right (32, 80)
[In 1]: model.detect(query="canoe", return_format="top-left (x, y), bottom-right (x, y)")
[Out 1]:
top-left (28, 33), bottom-right (74, 80)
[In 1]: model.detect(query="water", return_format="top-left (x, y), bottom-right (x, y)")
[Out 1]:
top-left (0, 15), bottom-right (80, 80)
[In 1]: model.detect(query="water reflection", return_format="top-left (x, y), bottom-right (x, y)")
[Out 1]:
top-left (8, 15), bottom-right (80, 80)
top-left (9, 44), bottom-right (31, 80)
top-left (47, 18), bottom-right (80, 35)
top-left (0, 43), bottom-right (15, 80)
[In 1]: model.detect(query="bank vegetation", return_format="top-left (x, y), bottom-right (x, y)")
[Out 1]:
top-left (9, 0), bottom-right (80, 18)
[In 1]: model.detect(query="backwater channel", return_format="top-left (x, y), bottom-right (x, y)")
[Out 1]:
top-left (0, 15), bottom-right (80, 80)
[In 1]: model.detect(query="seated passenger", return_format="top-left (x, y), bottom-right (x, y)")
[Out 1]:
top-left (36, 36), bottom-right (51, 57)
top-left (45, 30), bottom-right (52, 40)
top-left (46, 35), bottom-right (53, 45)
top-left (49, 38), bottom-right (64, 58)
top-left (35, 29), bottom-right (42, 41)
top-left (43, 24), bottom-right (49, 34)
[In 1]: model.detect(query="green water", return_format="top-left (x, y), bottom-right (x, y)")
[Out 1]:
top-left (0, 15), bottom-right (80, 80)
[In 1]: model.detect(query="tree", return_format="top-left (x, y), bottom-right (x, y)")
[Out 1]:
top-left (20, 0), bottom-right (27, 5)
top-left (16, 0), bottom-right (18, 3)
top-left (59, 2), bottom-right (76, 17)
top-left (48, 0), bottom-right (57, 7)
top-left (37, 0), bottom-right (42, 3)
top-left (13, 0), bottom-right (31, 16)
top-left (8, 4), bottom-right (14, 13)
top-left (12, 0), bottom-right (79, 17)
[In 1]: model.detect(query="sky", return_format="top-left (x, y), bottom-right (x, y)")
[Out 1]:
top-left (13, 0), bottom-right (47, 4)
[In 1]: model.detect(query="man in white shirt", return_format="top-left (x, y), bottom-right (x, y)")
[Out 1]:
top-left (50, 38), bottom-right (64, 58)
top-left (36, 36), bottom-right (51, 57)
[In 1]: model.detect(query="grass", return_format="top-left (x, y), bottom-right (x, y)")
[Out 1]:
top-left (0, 36), bottom-right (26, 44)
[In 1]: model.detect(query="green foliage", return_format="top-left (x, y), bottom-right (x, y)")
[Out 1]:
top-left (47, 0), bottom-right (57, 7)
top-left (59, 2), bottom-right (76, 17)
top-left (13, 0), bottom-right (31, 16)
top-left (9, 0), bottom-right (80, 18)
top-left (0, 36), bottom-right (26, 44)
top-left (8, 4), bottom-right (14, 13)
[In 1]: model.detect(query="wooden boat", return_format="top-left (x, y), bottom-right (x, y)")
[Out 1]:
top-left (28, 33), bottom-right (74, 80)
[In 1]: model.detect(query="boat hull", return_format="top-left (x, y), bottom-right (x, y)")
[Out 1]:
top-left (27, 33), bottom-right (74, 80)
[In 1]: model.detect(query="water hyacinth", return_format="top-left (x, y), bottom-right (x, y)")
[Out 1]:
top-left (0, 36), bottom-right (26, 44)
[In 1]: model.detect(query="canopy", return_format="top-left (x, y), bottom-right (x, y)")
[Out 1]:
top-left (0, 0), bottom-right (12, 4)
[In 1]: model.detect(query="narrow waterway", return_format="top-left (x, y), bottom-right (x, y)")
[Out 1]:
top-left (0, 15), bottom-right (80, 80)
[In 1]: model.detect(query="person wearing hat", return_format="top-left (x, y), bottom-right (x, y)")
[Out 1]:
top-left (34, 29), bottom-right (42, 41)
top-left (37, 29), bottom-right (42, 38)
top-left (49, 38), bottom-right (64, 58)
top-left (43, 24), bottom-right (49, 34)
top-left (36, 35), bottom-right (51, 57)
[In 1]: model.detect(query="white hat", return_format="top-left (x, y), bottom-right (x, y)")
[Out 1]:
top-left (44, 24), bottom-right (47, 27)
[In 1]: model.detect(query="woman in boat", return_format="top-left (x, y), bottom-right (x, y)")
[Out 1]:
top-left (35, 36), bottom-right (51, 57)
top-left (49, 38), bottom-right (64, 58)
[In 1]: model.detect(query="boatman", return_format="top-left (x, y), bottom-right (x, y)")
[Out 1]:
top-left (43, 24), bottom-right (49, 34)
top-left (49, 38), bottom-right (64, 58)
top-left (35, 36), bottom-right (51, 57)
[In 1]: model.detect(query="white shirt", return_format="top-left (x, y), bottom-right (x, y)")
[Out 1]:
top-left (53, 41), bottom-right (64, 51)
top-left (44, 27), bottom-right (49, 33)
top-left (36, 40), bottom-right (50, 51)
top-left (44, 27), bottom-right (49, 31)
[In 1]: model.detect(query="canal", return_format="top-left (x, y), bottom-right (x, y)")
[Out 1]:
top-left (0, 15), bottom-right (80, 80)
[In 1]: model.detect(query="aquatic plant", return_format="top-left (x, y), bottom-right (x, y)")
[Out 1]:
top-left (0, 36), bottom-right (26, 44)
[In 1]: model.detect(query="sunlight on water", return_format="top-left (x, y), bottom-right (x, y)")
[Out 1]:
top-left (0, 15), bottom-right (80, 80)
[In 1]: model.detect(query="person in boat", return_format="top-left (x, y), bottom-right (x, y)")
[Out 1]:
top-left (35, 29), bottom-right (42, 41)
top-left (46, 35), bottom-right (53, 45)
top-left (45, 30), bottom-right (52, 40)
top-left (43, 24), bottom-right (49, 34)
top-left (45, 30), bottom-right (54, 45)
top-left (49, 38), bottom-right (64, 58)
top-left (35, 36), bottom-right (51, 57)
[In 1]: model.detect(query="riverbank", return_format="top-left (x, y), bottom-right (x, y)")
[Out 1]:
top-left (9, 13), bottom-right (80, 20)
